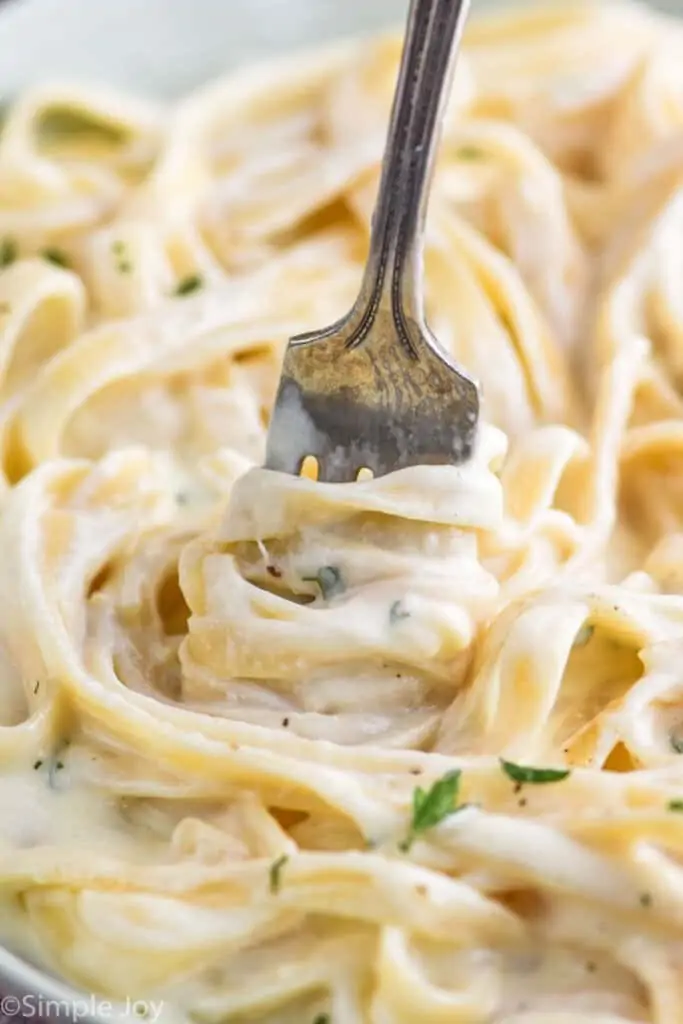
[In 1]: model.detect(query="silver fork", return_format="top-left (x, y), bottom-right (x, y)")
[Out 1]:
top-left (265, 0), bottom-right (479, 483)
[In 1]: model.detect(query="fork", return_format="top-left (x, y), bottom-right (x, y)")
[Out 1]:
top-left (265, 0), bottom-right (479, 483)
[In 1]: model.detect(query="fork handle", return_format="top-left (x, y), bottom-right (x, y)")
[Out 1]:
top-left (354, 0), bottom-right (470, 350)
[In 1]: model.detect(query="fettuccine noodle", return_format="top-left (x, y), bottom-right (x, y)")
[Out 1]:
top-left (1, 2), bottom-right (683, 1021)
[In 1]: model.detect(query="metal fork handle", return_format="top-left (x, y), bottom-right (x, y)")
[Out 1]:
top-left (351, 0), bottom-right (471, 352)
top-left (264, 0), bottom-right (478, 481)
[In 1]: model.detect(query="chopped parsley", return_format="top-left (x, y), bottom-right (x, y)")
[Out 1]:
top-left (399, 769), bottom-right (464, 853)
top-left (500, 759), bottom-right (570, 785)
top-left (33, 680), bottom-right (40, 695)
top-left (111, 240), bottom-right (132, 274)
top-left (312, 1015), bottom-right (330, 1024)
top-left (269, 853), bottom-right (288, 893)
top-left (174, 274), bottom-right (203, 297)
top-left (456, 146), bottom-right (484, 160)
top-left (640, 892), bottom-right (652, 908)
top-left (303, 565), bottom-right (345, 600)
top-left (41, 247), bottom-right (70, 269)
top-left (389, 600), bottom-right (410, 624)
top-left (668, 799), bottom-right (683, 812)
top-left (37, 108), bottom-right (127, 146)
top-left (33, 760), bottom-right (43, 770)
top-left (0, 237), bottom-right (17, 268)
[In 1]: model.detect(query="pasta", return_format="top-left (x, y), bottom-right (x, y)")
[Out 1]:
top-left (2, 1), bottom-right (683, 1020)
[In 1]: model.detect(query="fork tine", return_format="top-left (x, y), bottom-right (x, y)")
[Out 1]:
top-left (351, 463), bottom-right (376, 483)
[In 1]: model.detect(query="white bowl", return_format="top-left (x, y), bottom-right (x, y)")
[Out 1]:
top-left (0, 0), bottom-right (410, 97)
top-left (2, 0), bottom-right (669, 98)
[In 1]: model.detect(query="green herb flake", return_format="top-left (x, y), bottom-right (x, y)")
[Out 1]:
top-left (640, 892), bottom-right (652, 908)
top-left (312, 1015), bottom-right (330, 1024)
top-left (41, 247), bottom-right (70, 269)
top-left (133, 1006), bottom-right (149, 1019)
top-left (304, 565), bottom-right (345, 601)
top-left (37, 108), bottom-right (127, 147)
top-left (111, 240), bottom-right (132, 274)
top-left (668, 799), bottom-right (683, 812)
top-left (33, 760), bottom-right (43, 770)
top-left (573, 623), bottom-right (594, 648)
top-left (33, 680), bottom-right (40, 695)
top-left (457, 145), bottom-right (484, 161)
top-left (670, 730), bottom-right (683, 754)
top-left (0, 237), bottom-right (17, 268)
top-left (500, 759), bottom-right (570, 785)
top-left (399, 769), bottom-right (463, 853)
top-left (389, 600), bottom-right (410, 624)
top-left (269, 853), bottom-right (288, 894)
top-left (174, 274), bottom-right (203, 297)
